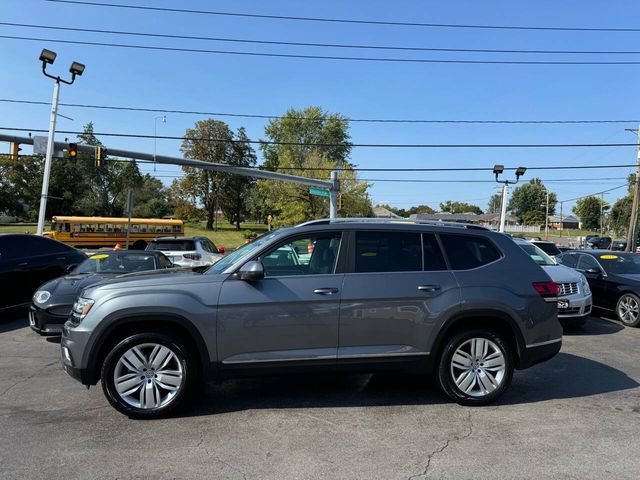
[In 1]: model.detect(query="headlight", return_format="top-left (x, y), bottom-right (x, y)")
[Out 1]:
top-left (33, 290), bottom-right (51, 304)
top-left (72, 297), bottom-right (95, 320)
top-left (580, 277), bottom-right (591, 295)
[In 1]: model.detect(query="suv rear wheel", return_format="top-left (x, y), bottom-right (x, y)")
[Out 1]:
top-left (436, 329), bottom-right (514, 406)
top-left (101, 332), bottom-right (195, 419)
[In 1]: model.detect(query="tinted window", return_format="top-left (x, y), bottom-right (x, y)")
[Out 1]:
top-left (12, 235), bottom-right (71, 257)
top-left (441, 234), bottom-right (501, 270)
top-left (147, 240), bottom-right (195, 252)
top-left (355, 231), bottom-right (422, 273)
top-left (422, 234), bottom-right (447, 271)
top-left (532, 242), bottom-right (561, 256)
top-left (593, 253), bottom-right (640, 274)
top-left (261, 233), bottom-right (341, 277)
top-left (576, 254), bottom-right (600, 271)
top-left (157, 253), bottom-right (172, 268)
top-left (558, 253), bottom-right (578, 268)
top-left (74, 253), bottom-right (158, 274)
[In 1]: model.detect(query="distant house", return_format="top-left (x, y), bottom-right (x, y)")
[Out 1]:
top-left (409, 212), bottom-right (518, 226)
top-left (373, 206), bottom-right (402, 218)
top-left (547, 215), bottom-right (580, 230)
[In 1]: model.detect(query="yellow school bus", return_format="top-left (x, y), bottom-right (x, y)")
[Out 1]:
top-left (44, 216), bottom-right (184, 249)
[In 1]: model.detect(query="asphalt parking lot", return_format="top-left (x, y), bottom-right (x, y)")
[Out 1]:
top-left (0, 313), bottom-right (638, 480)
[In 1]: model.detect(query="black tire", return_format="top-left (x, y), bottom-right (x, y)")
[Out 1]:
top-left (101, 332), bottom-right (196, 419)
top-left (436, 329), bottom-right (514, 406)
top-left (616, 293), bottom-right (640, 327)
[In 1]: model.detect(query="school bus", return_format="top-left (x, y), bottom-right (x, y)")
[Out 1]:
top-left (43, 216), bottom-right (184, 249)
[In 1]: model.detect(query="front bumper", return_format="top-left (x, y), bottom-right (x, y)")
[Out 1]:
top-left (29, 304), bottom-right (70, 336)
top-left (60, 320), bottom-right (94, 385)
top-left (557, 292), bottom-right (592, 319)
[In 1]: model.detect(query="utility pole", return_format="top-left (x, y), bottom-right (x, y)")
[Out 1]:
top-left (499, 183), bottom-right (509, 233)
top-left (545, 190), bottom-right (550, 240)
top-left (559, 201), bottom-right (563, 238)
top-left (626, 126), bottom-right (640, 252)
top-left (601, 191), bottom-right (605, 236)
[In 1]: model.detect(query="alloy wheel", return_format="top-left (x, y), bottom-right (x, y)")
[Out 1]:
top-left (450, 337), bottom-right (506, 397)
top-left (113, 343), bottom-right (184, 409)
top-left (618, 295), bottom-right (640, 325)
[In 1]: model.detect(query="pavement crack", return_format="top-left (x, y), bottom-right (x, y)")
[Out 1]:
top-left (408, 410), bottom-right (474, 480)
top-left (0, 360), bottom-right (58, 398)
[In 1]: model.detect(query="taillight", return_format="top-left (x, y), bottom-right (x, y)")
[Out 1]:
top-left (532, 281), bottom-right (558, 298)
top-left (183, 253), bottom-right (202, 260)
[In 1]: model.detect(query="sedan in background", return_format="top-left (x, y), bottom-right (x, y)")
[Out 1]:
top-left (30, 250), bottom-right (173, 335)
top-left (146, 236), bottom-right (223, 268)
top-left (0, 234), bottom-right (86, 312)
top-left (515, 239), bottom-right (591, 328)
top-left (558, 250), bottom-right (640, 327)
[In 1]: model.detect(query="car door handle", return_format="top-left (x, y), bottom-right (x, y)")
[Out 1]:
top-left (418, 285), bottom-right (441, 293)
top-left (56, 256), bottom-right (67, 260)
top-left (314, 288), bottom-right (339, 295)
top-left (18, 262), bottom-right (28, 267)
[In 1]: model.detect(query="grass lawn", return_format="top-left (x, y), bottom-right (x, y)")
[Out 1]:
top-left (0, 221), bottom-right (269, 250)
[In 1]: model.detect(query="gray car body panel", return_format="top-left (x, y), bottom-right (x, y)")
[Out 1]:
top-left (61, 221), bottom-right (562, 384)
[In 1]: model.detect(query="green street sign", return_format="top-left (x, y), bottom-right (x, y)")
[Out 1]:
top-left (309, 187), bottom-right (330, 197)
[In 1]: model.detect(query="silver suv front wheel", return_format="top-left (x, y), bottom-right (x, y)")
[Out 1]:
top-left (101, 333), bottom-right (194, 418)
top-left (437, 329), bottom-right (514, 406)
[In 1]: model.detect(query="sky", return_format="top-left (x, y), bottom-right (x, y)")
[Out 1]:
top-left (1, 0), bottom-right (640, 215)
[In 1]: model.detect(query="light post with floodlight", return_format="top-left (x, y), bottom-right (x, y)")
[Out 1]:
top-left (493, 165), bottom-right (527, 233)
top-left (36, 49), bottom-right (85, 236)
top-left (153, 115), bottom-right (166, 172)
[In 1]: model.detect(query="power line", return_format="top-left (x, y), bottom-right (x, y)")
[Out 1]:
top-left (560, 184), bottom-right (628, 203)
top-left (43, 0), bottom-right (640, 33)
top-left (4, 22), bottom-right (640, 56)
top-left (6, 154), bottom-right (638, 173)
top-left (2, 127), bottom-right (638, 148)
top-left (3, 35), bottom-right (640, 65)
top-left (2, 98), bottom-right (637, 125)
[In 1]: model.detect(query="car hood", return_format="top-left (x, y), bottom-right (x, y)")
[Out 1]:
top-left (40, 273), bottom-right (119, 298)
top-left (83, 268), bottom-right (227, 295)
top-left (541, 264), bottom-right (585, 283)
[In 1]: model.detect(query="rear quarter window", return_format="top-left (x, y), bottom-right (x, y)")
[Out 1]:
top-left (440, 234), bottom-right (501, 270)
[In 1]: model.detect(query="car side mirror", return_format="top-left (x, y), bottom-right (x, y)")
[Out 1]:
top-left (584, 267), bottom-right (603, 276)
top-left (66, 264), bottom-right (77, 273)
top-left (238, 261), bottom-right (264, 281)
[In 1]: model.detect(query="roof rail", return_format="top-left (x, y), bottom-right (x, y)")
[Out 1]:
top-left (297, 217), bottom-right (488, 230)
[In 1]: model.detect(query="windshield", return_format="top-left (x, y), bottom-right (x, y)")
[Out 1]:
top-left (597, 253), bottom-right (640, 275)
top-left (517, 242), bottom-right (556, 266)
top-left (147, 240), bottom-right (195, 252)
top-left (208, 229), bottom-right (289, 274)
top-left (73, 253), bottom-right (157, 274)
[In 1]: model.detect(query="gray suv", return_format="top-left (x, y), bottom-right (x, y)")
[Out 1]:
top-left (60, 219), bottom-right (562, 418)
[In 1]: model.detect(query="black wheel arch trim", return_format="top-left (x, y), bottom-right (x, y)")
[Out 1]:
top-left (428, 309), bottom-right (527, 370)
top-left (83, 312), bottom-right (211, 385)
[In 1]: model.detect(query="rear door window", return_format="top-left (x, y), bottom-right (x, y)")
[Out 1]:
top-left (422, 234), bottom-right (447, 271)
top-left (355, 231), bottom-right (422, 273)
top-left (440, 234), bottom-right (501, 270)
top-left (559, 253), bottom-right (578, 268)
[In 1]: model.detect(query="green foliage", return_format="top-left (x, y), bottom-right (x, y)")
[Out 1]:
top-left (522, 210), bottom-right (545, 226)
top-left (439, 200), bottom-right (483, 214)
top-left (573, 196), bottom-right (608, 232)
top-left (610, 195), bottom-right (632, 236)
top-left (375, 204), bottom-right (435, 218)
top-left (507, 178), bottom-right (556, 222)
top-left (487, 193), bottom-right (502, 214)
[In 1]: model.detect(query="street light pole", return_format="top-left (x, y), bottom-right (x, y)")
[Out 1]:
top-left (35, 49), bottom-right (85, 236)
top-left (493, 165), bottom-right (527, 233)
top-left (545, 190), bottom-right (550, 240)
top-left (153, 115), bottom-right (166, 172)
top-left (36, 80), bottom-right (60, 236)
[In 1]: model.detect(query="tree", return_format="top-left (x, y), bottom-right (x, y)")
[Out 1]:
top-left (439, 201), bottom-right (483, 214)
top-left (573, 196), bottom-right (607, 232)
top-left (261, 106), bottom-right (352, 170)
top-left (611, 195), bottom-right (632, 236)
top-left (179, 119), bottom-right (233, 229)
top-left (374, 204), bottom-right (436, 218)
top-left (487, 193), bottom-right (502, 214)
top-left (218, 127), bottom-right (257, 229)
top-left (131, 175), bottom-right (172, 218)
top-left (522, 210), bottom-right (545, 226)
top-left (507, 178), bottom-right (557, 223)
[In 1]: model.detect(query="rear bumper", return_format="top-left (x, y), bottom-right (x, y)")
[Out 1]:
top-left (517, 338), bottom-right (562, 370)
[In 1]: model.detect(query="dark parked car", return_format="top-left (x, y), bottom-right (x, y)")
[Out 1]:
top-left (0, 234), bottom-right (86, 311)
top-left (61, 218), bottom-right (561, 418)
top-left (529, 240), bottom-right (562, 258)
top-left (585, 236), bottom-right (612, 249)
top-left (30, 250), bottom-right (174, 335)
top-left (558, 250), bottom-right (640, 327)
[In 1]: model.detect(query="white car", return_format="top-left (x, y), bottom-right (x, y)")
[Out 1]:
top-left (146, 236), bottom-right (223, 268)
top-left (515, 239), bottom-right (592, 328)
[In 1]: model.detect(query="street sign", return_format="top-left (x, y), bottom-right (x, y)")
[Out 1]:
top-left (33, 136), bottom-right (48, 155)
top-left (309, 187), bottom-right (330, 197)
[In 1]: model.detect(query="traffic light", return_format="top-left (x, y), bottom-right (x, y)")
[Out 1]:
top-left (96, 146), bottom-right (107, 168)
top-left (68, 143), bottom-right (78, 159)
top-left (10, 142), bottom-right (21, 160)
